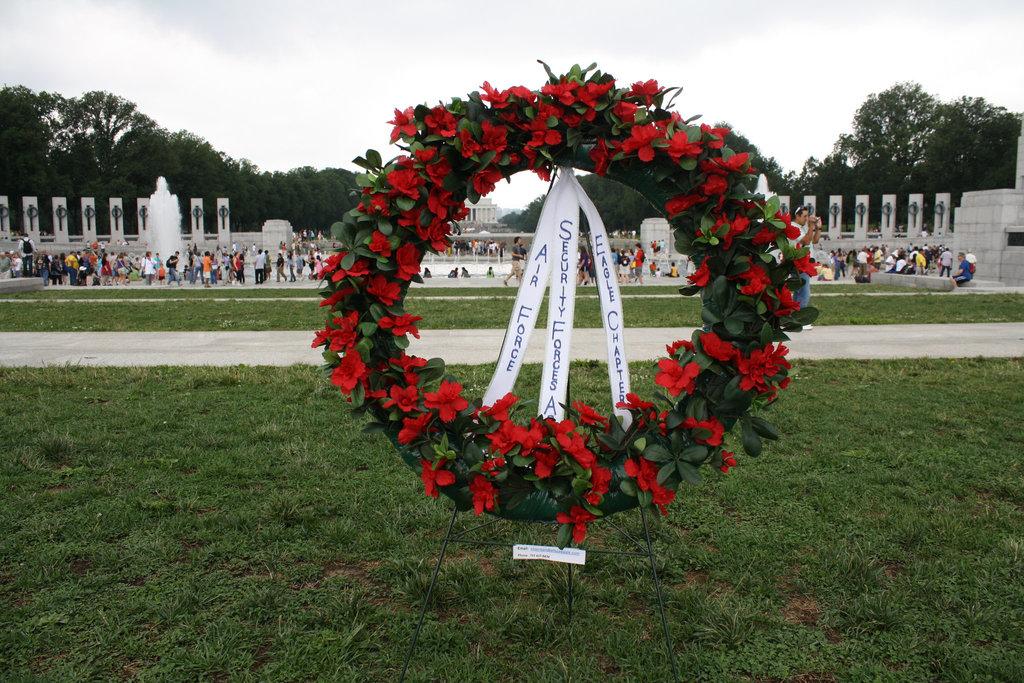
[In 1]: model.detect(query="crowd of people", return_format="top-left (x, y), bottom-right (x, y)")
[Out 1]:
top-left (0, 235), bottom-right (333, 287)
top-left (809, 244), bottom-right (977, 286)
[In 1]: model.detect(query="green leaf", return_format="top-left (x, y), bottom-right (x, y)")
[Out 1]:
top-left (681, 444), bottom-right (708, 464)
top-left (556, 522), bottom-right (573, 549)
top-left (741, 419), bottom-right (763, 456)
top-left (657, 462), bottom-right (677, 486)
top-left (358, 322), bottom-right (378, 336)
top-left (619, 479), bottom-right (639, 497)
top-left (643, 444), bottom-right (673, 463)
top-left (676, 461), bottom-right (702, 485)
top-left (751, 417), bottom-right (779, 440)
top-left (366, 149), bottom-right (382, 169)
top-left (361, 421), bottom-right (387, 435)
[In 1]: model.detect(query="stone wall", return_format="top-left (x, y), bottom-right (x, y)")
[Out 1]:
top-left (953, 189), bottom-right (1024, 285)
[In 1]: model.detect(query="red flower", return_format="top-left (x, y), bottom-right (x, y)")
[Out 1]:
top-left (736, 343), bottom-right (791, 393)
top-left (584, 466), bottom-right (612, 505)
top-left (681, 416), bottom-right (725, 446)
top-left (617, 393), bottom-right (654, 412)
top-left (738, 264), bottom-right (770, 295)
top-left (424, 106), bottom-right (459, 137)
top-left (423, 380), bottom-right (469, 422)
top-left (700, 123), bottom-right (731, 148)
top-left (687, 260), bottom-right (711, 287)
top-left (395, 243), bottom-right (421, 281)
top-left (666, 193), bottom-right (703, 218)
top-left (666, 130), bottom-right (702, 161)
top-left (700, 331), bottom-right (737, 362)
top-left (541, 80), bottom-right (577, 106)
top-left (483, 393), bottom-right (519, 422)
top-left (473, 167), bottom-right (504, 196)
top-left (719, 450), bottom-right (737, 474)
top-left (572, 401), bottom-right (609, 429)
top-left (624, 457), bottom-right (676, 514)
top-left (388, 107), bottom-right (417, 143)
top-left (480, 81), bottom-right (512, 108)
top-left (384, 384), bottom-right (420, 412)
top-left (366, 275), bottom-right (401, 306)
top-left (556, 506), bottom-right (596, 544)
top-left (480, 120), bottom-right (508, 153)
top-left (792, 251), bottom-right (818, 277)
top-left (469, 475), bottom-right (498, 515)
top-left (420, 459), bottom-right (455, 497)
top-left (768, 286), bottom-right (800, 317)
top-left (666, 339), bottom-right (695, 356)
top-left (589, 138), bottom-right (614, 177)
top-left (629, 79), bottom-right (660, 106)
top-left (387, 166), bottom-right (425, 200)
top-left (555, 428), bottom-right (596, 470)
top-left (379, 313), bottom-right (422, 338)
top-left (752, 225), bottom-right (781, 245)
top-left (701, 174), bottom-right (729, 196)
top-left (369, 231), bottom-right (392, 258)
top-left (330, 351), bottom-right (367, 395)
top-left (619, 124), bottom-right (662, 162)
top-left (398, 412), bottom-right (433, 444)
top-left (655, 358), bottom-right (700, 396)
top-left (613, 101), bottom-right (639, 124)
top-left (458, 127), bottom-right (484, 158)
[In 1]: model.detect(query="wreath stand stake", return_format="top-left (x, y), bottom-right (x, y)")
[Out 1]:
top-left (399, 508), bottom-right (680, 682)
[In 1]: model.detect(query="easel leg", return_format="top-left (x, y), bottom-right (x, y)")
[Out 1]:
top-left (567, 562), bottom-right (574, 622)
top-left (399, 506), bottom-right (458, 683)
top-left (640, 506), bottom-right (679, 682)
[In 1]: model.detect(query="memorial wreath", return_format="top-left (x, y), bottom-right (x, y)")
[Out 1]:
top-left (313, 63), bottom-right (818, 547)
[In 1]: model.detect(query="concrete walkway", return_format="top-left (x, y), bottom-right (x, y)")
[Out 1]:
top-left (1, 323), bottom-right (1021, 367)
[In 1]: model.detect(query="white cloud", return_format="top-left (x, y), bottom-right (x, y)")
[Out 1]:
top-left (3, 0), bottom-right (1023, 210)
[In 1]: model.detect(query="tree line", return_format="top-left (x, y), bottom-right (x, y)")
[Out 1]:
top-left (501, 82), bottom-right (1021, 232)
top-left (0, 86), bottom-right (359, 235)
top-left (2, 82), bottom-right (1018, 238)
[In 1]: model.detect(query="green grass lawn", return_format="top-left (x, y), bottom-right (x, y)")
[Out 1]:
top-left (1, 292), bottom-right (1022, 332)
top-left (2, 359), bottom-right (1022, 681)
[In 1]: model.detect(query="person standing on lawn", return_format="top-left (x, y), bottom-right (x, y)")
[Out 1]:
top-left (503, 236), bottom-right (526, 286)
top-left (790, 205), bottom-right (821, 327)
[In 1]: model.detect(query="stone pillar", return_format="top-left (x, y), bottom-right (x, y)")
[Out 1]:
top-left (777, 195), bottom-right (791, 215)
top-left (1015, 114), bottom-right (1023, 191)
top-left (827, 195), bottom-right (843, 239)
top-left (81, 197), bottom-right (97, 244)
top-left (109, 198), bottom-right (125, 244)
top-left (854, 195), bottom-right (869, 240)
top-left (52, 197), bottom-right (69, 242)
top-left (933, 193), bottom-right (952, 237)
top-left (0, 196), bottom-right (9, 240)
top-left (906, 193), bottom-right (924, 236)
top-left (880, 194), bottom-right (897, 239)
top-left (190, 198), bottom-right (205, 240)
top-left (802, 195), bottom-right (817, 219)
top-left (21, 197), bottom-right (41, 241)
top-left (136, 198), bottom-right (150, 243)
top-left (216, 198), bottom-right (230, 245)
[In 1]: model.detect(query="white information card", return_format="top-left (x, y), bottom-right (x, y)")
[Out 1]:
top-left (512, 544), bottom-right (587, 565)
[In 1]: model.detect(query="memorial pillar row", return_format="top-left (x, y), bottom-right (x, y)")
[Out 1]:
top-left (906, 193), bottom-right (924, 237)
top-left (190, 198), bottom-right (204, 241)
top-left (109, 198), bottom-right (125, 244)
top-left (216, 198), bottom-right (230, 245)
top-left (853, 195), bottom-right (869, 241)
top-left (1, 195), bottom-right (12, 240)
top-left (81, 197), bottom-right (97, 244)
top-left (22, 196), bottom-right (41, 241)
top-left (52, 197), bottom-right (69, 242)
top-left (137, 198), bottom-right (150, 245)
top-left (933, 193), bottom-right (951, 237)
top-left (880, 194), bottom-right (897, 239)
top-left (827, 195), bottom-right (843, 240)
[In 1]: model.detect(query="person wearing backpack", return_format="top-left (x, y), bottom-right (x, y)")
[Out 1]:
top-left (951, 252), bottom-right (973, 287)
top-left (20, 236), bottom-right (35, 277)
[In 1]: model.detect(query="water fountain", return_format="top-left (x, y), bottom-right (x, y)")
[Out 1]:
top-left (147, 177), bottom-right (183, 257)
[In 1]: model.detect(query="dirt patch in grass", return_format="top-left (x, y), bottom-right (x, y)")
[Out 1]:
top-left (323, 558), bottom-right (373, 581)
top-left (70, 557), bottom-right (91, 577)
top-left (783, 594), bottom-right (822, 626)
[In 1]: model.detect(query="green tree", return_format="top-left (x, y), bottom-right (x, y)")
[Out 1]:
top-left (836, 82), bottom-right (937, 197)
top-left (919, 97), bottom-right (1021, 203)
top-left (0, 86), bottom-right (61, 230)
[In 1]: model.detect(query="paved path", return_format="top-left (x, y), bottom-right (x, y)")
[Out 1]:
top-left (1, 323), bottom-right (1021, 367)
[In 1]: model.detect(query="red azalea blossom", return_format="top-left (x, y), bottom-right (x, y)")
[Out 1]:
top-left (701, 174), bottom-right (729, 196)
top-left (473, 167), bottom-right (504, 195)
top-left (419, 459), bottom-right (456, 497)
top-left (624, 457), bottom-right (675, 514)
top-left (738, 264), bottom-right (771, 295)
top-left (629, 79), bottom-right (660, 106)
top-left (666, 339), bottom-right (695, 356)
top-left (480, 120), bottom-right (508, 153)
top-left (458, 127), bottom-right (484, 158)
top-left (655, 358), bottom-right (701, 396)
top-left (541, 80), bottom-right (577, 106)
top-left (388, 107), bottom-right (417, 142)
top-left (719, 450), bottom-right (738, 474)
top-left (612, 101), bottom-right (639, 124)
top-left (700, 123), bottom-right (731, 148)
top-left (752, 225), bottom-right (782, 245)
top-left (585, 466), bottom-right (612, 505)
top-left (769, 286), bottom-right (800, 316)
top-left (423, 106), bottom-right (458, 137)
top-left (469, 475), bottom-right (498, 515)
top-left (792, 251), bottom-right (818, 277)
top-left (387, 166), bottom-right (425, 199)
top-left (423, 380), bottom-right (469, 422)
top-left (379, 313), bottom-right (422, 338)
top-left (398, 412), bottom-right (433, 444)
top-left (666, 193), bottom-right (703, 218)
top-left (589, 138), bottom-right (614, 176)
top-left (572, 401), bottom-right (609, 429)
top-left (480, 81), bottom-right (512, 108)
top-left (556, 505), bottom-right (596, 543)
top-left (736, 343), bottom-right (791, 393)
top-left (666, 130), bottom-right (702, 161)
top-left (620, 124), bottom-right (663, 162)
top-left (687, 260), bottom-right (711, 287)
top-left (366, 275), bottom-right (401, 306)
top-left (330, 351), bottom-right (367, 395)
top-left (369, 231), bottom-right (392, 258)
top-left (700, 331), bottom-right (737, 362)
top-left (555, 428), bottom-right (596, 470)
top-left (483, 393), bottom-right (519, 422)
top-left (681, 416), bottom-right (725, 446)
top-left (395, 243), bottom-right (421, 280)
top-left (384, 384), bottom-right (420, 412)
top-left (617, 393), bottom-right (654, 412)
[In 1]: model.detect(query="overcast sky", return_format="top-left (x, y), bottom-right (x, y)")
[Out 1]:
top-left (2, 0), bottom-right (1022, 210)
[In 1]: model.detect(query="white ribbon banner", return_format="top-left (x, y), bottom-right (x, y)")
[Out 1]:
top-left (483, 169), bottom-right (631, 427)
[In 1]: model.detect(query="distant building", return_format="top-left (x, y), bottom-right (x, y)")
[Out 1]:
top-left (465, 198), bottom-right (499, 231)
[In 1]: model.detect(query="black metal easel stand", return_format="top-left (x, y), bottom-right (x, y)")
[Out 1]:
top-left (398, 505), bottom-right (679, 682)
